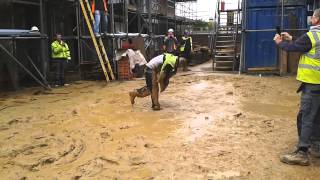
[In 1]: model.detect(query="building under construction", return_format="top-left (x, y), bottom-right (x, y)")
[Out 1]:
top-left (0, 0), bottom-right (203, 90)
top-left (4, 1), bottom-right (320, 179)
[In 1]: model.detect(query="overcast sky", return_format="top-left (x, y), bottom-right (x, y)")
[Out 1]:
top-left (196, 0), bottom-right (216, 21)
top-left (176, 0), bottom-right (239, 21)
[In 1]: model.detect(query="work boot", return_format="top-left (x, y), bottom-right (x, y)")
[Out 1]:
top-left (129, 91), bottom-right (137, 105)
top-left (280, 150), bottom-right (310, 166)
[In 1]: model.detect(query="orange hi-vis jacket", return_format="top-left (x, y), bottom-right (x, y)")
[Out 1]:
top-left (91, 0), bottom-right (108, 12)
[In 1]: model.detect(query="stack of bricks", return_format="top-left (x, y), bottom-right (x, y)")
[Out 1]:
top-left (117, 56), bottom-right (133, 80)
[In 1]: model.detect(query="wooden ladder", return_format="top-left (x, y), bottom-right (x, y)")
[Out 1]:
top-left (79, 0), bottom-right (115, 81)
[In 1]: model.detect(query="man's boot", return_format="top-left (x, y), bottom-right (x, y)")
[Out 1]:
top-left (129, 86), bottom-right (151, 105)
top-left (280, 150), bottom-right (310, 166)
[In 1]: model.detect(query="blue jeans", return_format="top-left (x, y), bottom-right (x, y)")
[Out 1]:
top-left (93, 10), bottom-right (108, 34)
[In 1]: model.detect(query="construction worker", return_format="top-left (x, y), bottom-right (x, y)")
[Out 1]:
top-left (163, 28), bottom-right (178, 55)
top-left (91, 0), bottom-right (108, 37)
top-left (274, 8), bottom-right (320, 166)
top-left (51, 33), bottom-right (71, 87)
top-left (180, 30), bottom-right (193, 71)
top-left (129, 53), bottom-right (179, 110)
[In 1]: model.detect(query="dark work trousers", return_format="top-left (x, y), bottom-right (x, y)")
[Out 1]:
top-left (145, 67), bottom-right (153, 91)
top-left (52, 58), bottom-right (67, 86)
top-left (144, 67), bottom-right (159, 107)
top-left (297, 83), bottom-right (320, 148)
top-left (182, 51), bottom-right (191, 65)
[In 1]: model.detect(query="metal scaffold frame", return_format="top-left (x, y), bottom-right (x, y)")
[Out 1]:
top-left (213, 0), bottom-right (242, 71)
top-left (0, 0), bottom-right (198, 89)
top-left (175, 1), bottom-right (197, 32)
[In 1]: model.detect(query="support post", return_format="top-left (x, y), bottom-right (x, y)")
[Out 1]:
top-left (39, 0), bottom-right (47, 79)
top-left (124, 0), bottom-right (128, 35)
top-left (76, 1), bottom-right (82, 79)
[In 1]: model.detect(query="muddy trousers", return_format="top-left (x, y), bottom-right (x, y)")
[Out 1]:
top-left (135, 67), bottom-right (160, 108)
top-left (296, 84), bottom-right (320, 149)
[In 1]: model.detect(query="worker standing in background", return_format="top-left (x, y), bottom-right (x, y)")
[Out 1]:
top-left (180, 30), bottom-right (193, 71)
top-left (51, 33), bottom-right (71, 87)
top-left (91, 0), bottom-right (108, 37)
top-left (129, 53), bottom-right (179, 111)
top-left (163, 29), bottom-right (178, 55)
top-left (274, 9), bottom-right (320, 166)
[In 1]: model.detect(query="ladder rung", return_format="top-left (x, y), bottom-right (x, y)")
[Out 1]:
top-left (216, 45), bottom-right (235, 48)
top-left (215, 61), bottom-right (234, 64)
top-left (217, 35), bottom-right (234, 38)
top-left (216, 40), bottom-right (235, 43)
top-left (216, 53), bottom-right (235, 55)
top-left (218, 29), bottom-right (235, 31)
top-left (215, 55), bottom-right (234, 58)
top-left (216, 50), bottom-right (234, 53)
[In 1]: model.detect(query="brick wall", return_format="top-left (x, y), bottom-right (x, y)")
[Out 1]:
top-left (117, 56), bottom-right (133, 80)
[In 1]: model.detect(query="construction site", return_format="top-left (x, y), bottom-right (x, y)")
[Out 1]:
top-left (1, 0), bottom-right (320, 179)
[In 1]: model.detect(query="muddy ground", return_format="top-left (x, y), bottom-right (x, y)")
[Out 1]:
top-left (0, 62), bottom-right (320, 179)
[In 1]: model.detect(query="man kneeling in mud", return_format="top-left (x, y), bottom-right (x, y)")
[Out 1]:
top-left (129, 53), bottom-right (179, 110)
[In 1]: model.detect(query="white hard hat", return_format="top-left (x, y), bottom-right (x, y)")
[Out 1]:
top-left (31, 26), bottom-right (39, 32)
top-left (168, 28), bottom-right (174, 33)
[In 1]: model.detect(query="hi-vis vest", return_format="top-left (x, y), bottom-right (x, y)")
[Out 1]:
top-left (51, 41), bottom-right (71, 60)
top-left (297, 31), bottom-right (320, 84)
top-left (161, 53), bottom-right (177, 72)
top-left (180, 36), bottom-right (192, 52)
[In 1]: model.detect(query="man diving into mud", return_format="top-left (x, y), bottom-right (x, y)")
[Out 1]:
top-left (129, 53), bottom-right (179, 110)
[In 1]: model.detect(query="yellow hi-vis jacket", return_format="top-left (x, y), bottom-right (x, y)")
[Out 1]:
top-left (180, 36), bottom-right (192, 52)
top-left (51, 40), bottom-right (71, 60)
top-left (297, 31), bottom-right (320, 84)
top-left (161, 53), bottom-right (178, 72)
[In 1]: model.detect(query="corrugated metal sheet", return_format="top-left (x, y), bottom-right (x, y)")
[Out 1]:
top-left (247, 0), bottom-right (306, 8)
top-left (245, 6), bottom-right (307, 69)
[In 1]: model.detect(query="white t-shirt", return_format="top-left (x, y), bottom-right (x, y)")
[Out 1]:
top-left (146, 54), bottom-right (164, 69)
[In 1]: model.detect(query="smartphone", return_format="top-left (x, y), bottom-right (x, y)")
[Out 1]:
top-left (276, 26), bottom-right (281, 35)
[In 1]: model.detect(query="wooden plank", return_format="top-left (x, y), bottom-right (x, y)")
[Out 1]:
top-left (279, 49), bottom-right (288, 76)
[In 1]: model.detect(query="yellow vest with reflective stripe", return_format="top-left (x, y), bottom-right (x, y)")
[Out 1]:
top-left (180, 36), bottom-right (192, 52)
top-left (161, 53), bottom-right (178, 72)
top-left (297, 31), bottom-right (320, 84)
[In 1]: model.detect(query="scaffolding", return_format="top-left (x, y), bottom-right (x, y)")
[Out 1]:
top-left (175, 1), bottom-right (197, 32)
top-left (213, 0), bottom-right (242, 71)
top-left (0, 0), bottom-right (199, 89)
